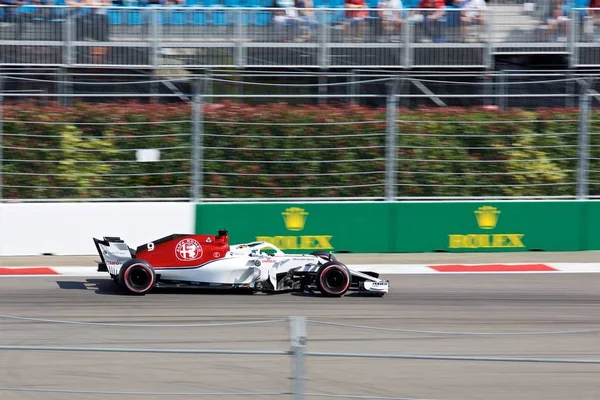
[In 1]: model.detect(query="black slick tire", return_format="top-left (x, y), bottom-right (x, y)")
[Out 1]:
top-left (315, 261), bottom-right (351, 297)
top-left (118, 259), bottom-right (156, 296)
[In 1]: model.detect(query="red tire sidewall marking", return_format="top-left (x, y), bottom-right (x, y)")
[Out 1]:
top-left (319, 265), bottom-right (350, 295)
top-left (123, 263), bottom-right (154, 293)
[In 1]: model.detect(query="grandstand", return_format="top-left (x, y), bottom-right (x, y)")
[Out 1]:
top-left (1, 0), bottom-right (599, 111)
top-left (0, 0), bottom-right (599, 70)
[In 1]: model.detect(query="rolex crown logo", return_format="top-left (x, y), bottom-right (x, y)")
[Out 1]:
top-left (282, 207), bottom-right (308, 231)
top-left (474, 206), bottom-right (501, 230)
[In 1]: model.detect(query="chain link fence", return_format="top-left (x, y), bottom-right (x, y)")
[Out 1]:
top-left (1, 70), bottom-right (599, 201)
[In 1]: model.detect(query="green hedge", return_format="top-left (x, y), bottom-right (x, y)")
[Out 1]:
top-left (1, 101), bottom-right (597, 199)
top-left (3, 102), bottom-right (192, 199)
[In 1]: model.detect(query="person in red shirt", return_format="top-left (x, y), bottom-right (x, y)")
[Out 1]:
top-left (588, 0), bottom-right (600, 38)
top-left (414, 0), bottom-right (446, 42)
top-left (344, 0), bottom-right (369, 41)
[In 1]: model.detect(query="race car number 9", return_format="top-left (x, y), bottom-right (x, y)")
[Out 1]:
top-left (147, 242), bottom-right (155, 251)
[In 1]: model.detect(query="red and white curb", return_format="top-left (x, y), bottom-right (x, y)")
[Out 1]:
top-left (1, 263), bottom-right (600, 277)
top-left (360, 263), bottom-right (600, 274)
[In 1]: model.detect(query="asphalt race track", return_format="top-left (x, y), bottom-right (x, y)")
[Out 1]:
top-left (0, 254), bottom-right (599, 400)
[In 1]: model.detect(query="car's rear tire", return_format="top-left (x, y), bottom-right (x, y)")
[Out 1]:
top-left (316, 261), bottom-right (350, 297)
top-left (311, 250), bottom-right (336, 262)
top-left (118, 259), bottom-right (156, 296)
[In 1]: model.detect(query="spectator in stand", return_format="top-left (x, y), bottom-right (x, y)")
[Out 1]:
top-left (583, 0), bottom-right (599, 40)
top-left (378, 0), bottom-right (404, 42)
top-left (141, 0), bottom-right (183, 36)
top-left (456, 0), bottom-right (486, 42)
top-left (297, 0), bottom-right (317, 41)
top-left (413, 0), bottom-right (446, 42)
top-left (142, 0), bottom-right (182, 5)
top-left (66, 0), bottom-right (112, 62)
top-left (546, 0), bottom-right (569, 41)
top-left (272, 0), bottom-right (303, 42)
top-left (344, 0), bottom-right (368, 42)
top-left (1, 0), bottom-right (28, 39)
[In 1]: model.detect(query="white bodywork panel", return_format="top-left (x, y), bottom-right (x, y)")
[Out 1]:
top-left (96, 240), bottom-right (132, 276)
top-left (157, 242), bottom-right (325, 287)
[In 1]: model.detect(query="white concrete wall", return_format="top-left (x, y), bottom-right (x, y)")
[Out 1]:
top-left (0, 202), bottom-right (195, 256)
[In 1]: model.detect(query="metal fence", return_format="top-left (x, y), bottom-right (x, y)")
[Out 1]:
top-left (0, 314), bottom-right (598, 399)
top-left (2, 5), bottom-right (600, 69)
top-left (1, 70), bottom-right (599, 202)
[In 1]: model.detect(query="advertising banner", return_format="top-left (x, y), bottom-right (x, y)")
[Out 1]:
top-left (584, 201), bottom-right (600, 251)
top-left (394, 201), bottom-right (584, 252)
top-left (195, 202), bottom-right (394, 253)
top-left (195, 201), bottom-right (596, 254)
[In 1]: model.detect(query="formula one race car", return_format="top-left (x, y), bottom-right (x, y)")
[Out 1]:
top-left (93, 230), bottom-right (388, 297)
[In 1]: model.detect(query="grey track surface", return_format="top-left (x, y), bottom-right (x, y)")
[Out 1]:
top-left (0, 266), bottom-right (599, 400)
top-left (2, 251), bottom-right (600, 266)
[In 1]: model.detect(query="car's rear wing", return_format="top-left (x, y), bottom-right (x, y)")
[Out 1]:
top-left (93, 237), bottom-right (135, 276)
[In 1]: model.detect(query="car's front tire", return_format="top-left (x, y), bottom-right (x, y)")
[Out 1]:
top-left (118, 259), bottom-right (156, 296)
top-left (315, 261), bottom-right (350, 297)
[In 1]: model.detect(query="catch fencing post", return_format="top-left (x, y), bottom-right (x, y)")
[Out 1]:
top-left (577, 78), bottom-right (590, 200)
top-left (568, 9), bottom-right (577, 68)
top-left (290, 316), bottom-right (307, 400)
top-left (191, 78), bottom-right (204, 202)
top-left (150, 8), bottom-right (159, 69)
top-left (385, 78), bottom-right (398, 201)
top-left (349, 70), bottom-right (357, 105)
top-left (498, 71), bottom-right (506, 110)
top-left (64, 7), bottom-right (73, 67)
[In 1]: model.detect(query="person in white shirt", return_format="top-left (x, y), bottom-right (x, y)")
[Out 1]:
top-left (378, 0), bottom-right (404, 42)
top-left (272, 0), bottom-right (304, 41)
top-left (457, 0), bottom-right (486, 42)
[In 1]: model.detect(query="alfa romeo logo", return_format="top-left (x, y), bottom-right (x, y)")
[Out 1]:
top-left (175, 238), bottom-right (203, 261)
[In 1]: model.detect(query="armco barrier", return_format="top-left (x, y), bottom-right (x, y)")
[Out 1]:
top-left (195, 201), bottom-right (598, 253)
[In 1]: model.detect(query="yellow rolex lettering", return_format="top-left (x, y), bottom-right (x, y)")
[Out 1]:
top-left (464, 234), bottom-right (478, 248)
top-left (256, 236), bottom-right (274, 245)
top-left (256, 235), bottom-right (333, 250)
top-left (492, 234), bottom-right (506, 247)
top-left (506, 234), bottom-right (525, 248)
top-left (477, 234), bottom-right (491, 248)
top-left (458, 235), bottom-right (469, 248)
top-left (448, 233), bottom-right (525, 249)
top-left (300, 236), bottom-right (316, 249)
top-left (315, 235), bottom-right (333, 249)
top-left (283, 236), bottom-right (297, 249)
top-left (448, 235), bottom-right (464, 248)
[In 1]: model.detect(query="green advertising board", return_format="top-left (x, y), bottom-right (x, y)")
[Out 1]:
top-left (195, 202), bottom-right (394, 253)
top-left (195, 200), bottom-right (598, 253)
top-left (584, 201), bottom-right (600, 251)
top-left (394, 201), bottom-right (585, 252)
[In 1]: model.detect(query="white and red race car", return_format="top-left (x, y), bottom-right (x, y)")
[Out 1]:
top-left (93, 230), bottom-right (389, 297)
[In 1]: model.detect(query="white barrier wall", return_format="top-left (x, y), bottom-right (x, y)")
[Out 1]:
top-left (0, 202), bottom-right (195, 256)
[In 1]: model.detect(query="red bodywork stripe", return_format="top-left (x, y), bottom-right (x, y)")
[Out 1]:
top-left (430, 264), bottom-right (558, 272)
top-left (0, 267), bottom-right (58, 275)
